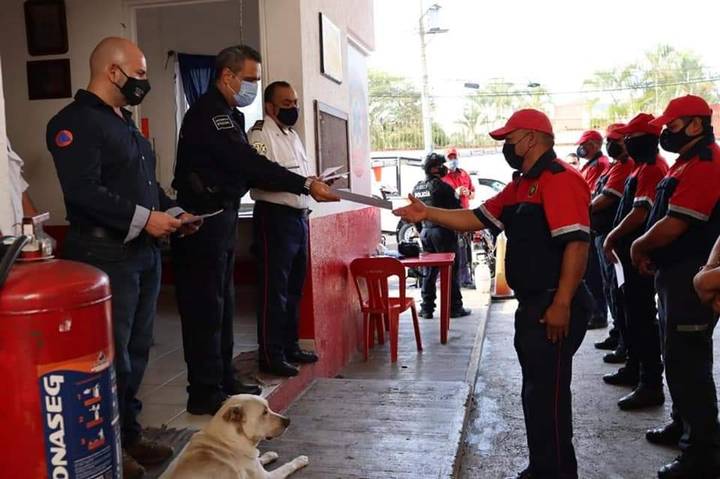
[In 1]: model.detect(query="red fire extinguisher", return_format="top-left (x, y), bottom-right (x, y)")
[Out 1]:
top-left (0, 215), bottom-right (121, 478)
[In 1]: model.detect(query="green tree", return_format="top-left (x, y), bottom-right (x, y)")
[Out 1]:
top-left (368, 69), bottom-right (423, 150)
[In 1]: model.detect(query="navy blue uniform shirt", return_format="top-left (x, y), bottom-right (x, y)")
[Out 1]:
top-left (172, 86), bottom-right (307, 213)
top-left (47, 89), bottom-right (181, 242)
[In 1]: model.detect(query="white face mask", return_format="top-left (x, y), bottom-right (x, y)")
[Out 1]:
top-left (230, 77), bottom-right (258, 107)
top-left (446, 159), bottom-right (459, 171)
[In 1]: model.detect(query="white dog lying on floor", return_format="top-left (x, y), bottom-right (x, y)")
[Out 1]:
top-left (166, 394), bottom-right (308, 479)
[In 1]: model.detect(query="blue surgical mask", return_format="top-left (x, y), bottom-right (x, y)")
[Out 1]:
top-left (230, 77), bottom-right (258, 107)
top-left (446, 159), bottom-right (459, 171)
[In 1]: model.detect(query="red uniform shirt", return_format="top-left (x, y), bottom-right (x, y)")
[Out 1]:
top-left (599, 157), bottom-right (635, 199)
top-left (474, 150), bottom-right (590, 294)
top-left (442, 168), bottom-right (475, 209)
top-left (631, 156), bottom-right (669, 210)
top-left (580, 154), bottom-right (609, 191)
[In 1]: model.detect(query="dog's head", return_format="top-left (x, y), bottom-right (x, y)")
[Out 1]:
top-left (218, 394), bottom-right (290, 443)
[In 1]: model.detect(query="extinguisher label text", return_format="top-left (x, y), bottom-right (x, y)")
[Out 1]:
top-left (44, 375), bottom-right (69, 478)
top-left (38, 351), bottom-right (121, 479)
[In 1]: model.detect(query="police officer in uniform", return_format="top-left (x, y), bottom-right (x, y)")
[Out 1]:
top-left (47, 37), bottom-right (200, 478)
top-left (412, 153), bottom-right (470, 319)
top-left (396, 109), bottom-right (591, 479)
top-left (171, 46), bottom-right (338, 415)
top-left (631, 95), bottom-right (720, 478)
top-left (591, 125), bottom-right (635, 365)
top-left (247, 81), bottom-right (319, 377)
top-left (577, 130), bottom-right (612, 332)
top-left (602, 114), bottom-right (668, 410)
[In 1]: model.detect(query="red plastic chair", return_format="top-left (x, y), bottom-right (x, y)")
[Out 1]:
top-left (350, 257), bottom-right (422, 363)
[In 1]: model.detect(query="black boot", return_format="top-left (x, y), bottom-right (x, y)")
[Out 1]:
top-left (618, 385), bottom-right (665, 411)
top-left (658, 451), bottom-right (720, 479)
top-left (451, 308), bottom-right (472, 318)
top-left (594, 335), bottom-right (619, 350)
top-left (420, 310), bottom-right (434, 319)
top-left (603, 348), bottom-right (627, 364)
top-left (646, 421), bottom-right (683, 447)
top-left (223, 379), bottom-right (262, 396)
top-left (603, 366), bottom-right (639, 386)
top-left (260, 355), bottom-right (299, 377)
top-left (187, 388), bottom-right (229, 416)
top-left (286, 348), bottom-right (319, 364)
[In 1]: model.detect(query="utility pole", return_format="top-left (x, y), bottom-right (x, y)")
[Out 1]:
top-left (418, 3), bottom-right (447, 154)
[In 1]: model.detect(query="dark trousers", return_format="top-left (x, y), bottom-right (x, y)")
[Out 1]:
top-left (585, 235), bottom-right (608, 323)
top-left (420, 227), bottom-right (463, 313)
top-left (171, 208), bottom-right (237, 395)
top-left (656, 260), bottom-right (720, 453)
top-left (252, 202), bottom-right (308, 362)
top-left (514, 286), bottom-right (591, 479)
top-left (457, 233), bottom-right (474, 286)
top-left (63, 230), bottom-right (160, 446)
top-left (615, 253), bottom-right (663, 386)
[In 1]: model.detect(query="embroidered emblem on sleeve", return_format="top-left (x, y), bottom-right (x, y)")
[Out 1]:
top-left (212, 115), bottom-right (234, 131)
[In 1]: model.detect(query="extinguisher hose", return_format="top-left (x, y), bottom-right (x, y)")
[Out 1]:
top-left (0, 236), bottom-right (29, 289)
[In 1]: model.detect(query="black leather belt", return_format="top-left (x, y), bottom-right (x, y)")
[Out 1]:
top-left (70, 225), bottom-right (155, 247)
top-left (254, 201), bottom-right (309, 217)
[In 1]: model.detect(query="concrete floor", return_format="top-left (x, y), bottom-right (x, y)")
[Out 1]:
top-left (458, 300), bottom-right (720, 479)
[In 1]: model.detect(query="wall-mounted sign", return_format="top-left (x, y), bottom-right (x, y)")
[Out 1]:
top-left (27, 59), bottom-right (72, 100)
top-left (24, 0), bottom-right (69, 56)
top-left (319, 12), bottom-right (343, 84)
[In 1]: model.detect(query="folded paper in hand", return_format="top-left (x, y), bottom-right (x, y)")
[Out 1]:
top-left (332, 189), bottom-right (393, 209)
top-left (180, 209), bottom-right (224, 224)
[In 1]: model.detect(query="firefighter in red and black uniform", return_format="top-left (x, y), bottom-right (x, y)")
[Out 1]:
top-left (602, 113), bottom-right (668, 410)
top-left (395, 109), bottom-right (591, 479)
top-left (576, 130), bottom-right (612, 332)
top-left (631, 95), bottom-right (720, 478)
top-left (590, 124), bottom-right (635, 365)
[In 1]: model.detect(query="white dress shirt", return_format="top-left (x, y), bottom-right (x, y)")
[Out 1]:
top-left (7, 142), bottom-right (29, 233)
top-left (248, 116), bottom-right (310, 209)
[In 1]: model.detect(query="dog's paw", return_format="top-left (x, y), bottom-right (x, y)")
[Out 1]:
top-left (293, 455), bottom-right (309, 468)
top-left (260, 451), bottom-right (279, 464)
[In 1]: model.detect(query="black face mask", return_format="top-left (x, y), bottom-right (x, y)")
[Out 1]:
top-left (606, 140), bottom-right (624, 159)
top-left (576, 145), bottom-right (589, 158)
top-left (502, 134), bottom-right (530, 170)
top-left (114, 67), bottom-right (151, 106)
top-left (277, 106), bottom-right (299, 127)
top-left (659, 121), bottom-right (701, 153)
top-left (624, 135), bottom-right (658, 163)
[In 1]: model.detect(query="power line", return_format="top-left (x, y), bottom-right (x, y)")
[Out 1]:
top-left (370, 75), bottom-right (720, 99)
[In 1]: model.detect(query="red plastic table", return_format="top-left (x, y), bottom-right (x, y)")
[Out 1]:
top-left (400, 252), bottom-right (455, 344)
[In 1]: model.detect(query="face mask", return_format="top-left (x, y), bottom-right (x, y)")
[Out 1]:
top-left (606, 140), bottom-right (624, 159)
top-left (446, 159), bottom-right (459, 171)
top-left (576, 145), bottom-right (589, 158)
top-left (502, 134), bottom-right (530, 170)
top-left (659, 121), bottom-right (700, 153)
top-left (277, 106), bottom-right (299, 127)
top-left (624, 135), bottom-right (658, 163)
top-left (114, 67), bottom-right (151, 106)
top-left (230, 77), bottom-right (258, 107)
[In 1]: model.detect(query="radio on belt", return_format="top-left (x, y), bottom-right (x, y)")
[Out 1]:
top-left (0, 214), bottom-right (121, 478)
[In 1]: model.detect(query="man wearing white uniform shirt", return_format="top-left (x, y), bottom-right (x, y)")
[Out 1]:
top-left (6, 141), bottom-right (37, 234)
top-left (249, 81), bottom-right (319, 377)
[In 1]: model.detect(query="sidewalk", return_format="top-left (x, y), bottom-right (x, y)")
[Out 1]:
top-left (261, 273), bottom-right (492, 478)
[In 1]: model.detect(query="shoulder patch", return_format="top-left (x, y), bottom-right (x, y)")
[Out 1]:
top-left (212, 115), bottom-right (234, 131)
top-left (55, 130), bottom-right (74, 148)
top-left (250, 120), bottom-right (264, 131)
top-left (252, 142), bottom-right (268, 155)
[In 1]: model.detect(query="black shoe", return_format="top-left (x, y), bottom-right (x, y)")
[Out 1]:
top-left (505, 467), bottom-right (533, 479)
top-left (259, 358), bottom-right (299, 377)
top-left (588, 317), bottom-right (608, 329)
top-left (187, 390), bottom-right (228, 416)
top-left (450, 308), bottom-right (472, 318)
top-left (594, 335), bottom-right (619, 350)
top-left (420, 310), bottom-right (434, 319)
top-left (603, 349), bottom-right (627, 364)
top-left (223, 379), bottom-right (262, 396)
top-left (286, 349), bottom-right (319, 364)
top-left (658, 452), bottom-right (720, 479)
top-left (646, 421), bottom-right (683, 447)
top-left (618, 385), bottom-right (665, 411)
top-left (603, 367), bottom-right (639, 386)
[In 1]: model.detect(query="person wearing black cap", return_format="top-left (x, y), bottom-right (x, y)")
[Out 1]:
top-left (631, 95), bottom-right (720, 478)
top-left (411, 152), bottom-right (470, 319)
top-left (602, 113), bottom-right (668, 410)
top-left (396, 109), bottom-right (591, 479)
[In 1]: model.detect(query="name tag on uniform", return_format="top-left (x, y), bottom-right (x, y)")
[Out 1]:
top-left (212, 115), bottom-right (234, 131)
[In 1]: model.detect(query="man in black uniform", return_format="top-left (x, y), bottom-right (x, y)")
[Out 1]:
top-left (171, 45), bottom-right (338, 415)
top-left (47, 37), bottom-right (200, 479)
top-left (412, 152), bottom-right (470, 319)
top-left (396, 109), bottom-right (591, 479)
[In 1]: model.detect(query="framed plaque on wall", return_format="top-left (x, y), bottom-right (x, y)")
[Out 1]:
top-left (27, 59), bottom-right (72, 100)
top-left (24, 0), bottom-right (69, 56)
top-left (319, 12), bottom-right (343, 84)
top-left (315, 100), bottom-right (350, 190)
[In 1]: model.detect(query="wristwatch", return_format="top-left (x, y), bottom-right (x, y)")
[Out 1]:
top-left (304, 177), bottom-right (314, 193)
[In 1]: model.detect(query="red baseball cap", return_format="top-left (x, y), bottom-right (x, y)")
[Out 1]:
top-left (575, 130), bottom-right (603, 145)
top-left (605, 123), bottom-right (626, 141)
top-left (649, 94), bottom-right (713, 126)
top-left (446, 147), bottom-right (459, 158)
top-left (489, 109), bottom-right (554, 140)
top-left (614, 113), bottom-right (662, 137)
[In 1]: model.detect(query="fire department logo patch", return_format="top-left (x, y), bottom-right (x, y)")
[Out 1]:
top-left (528, 183), bottom-right (538, 197)
top-left (55, 130), bottom-right (74, 148)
